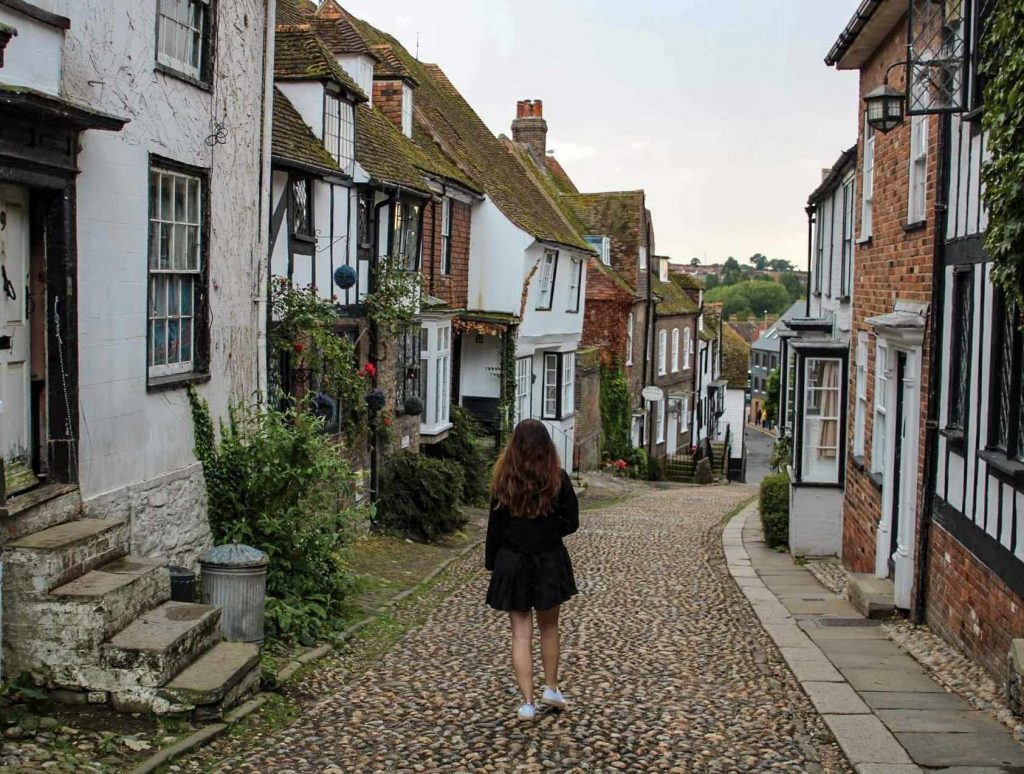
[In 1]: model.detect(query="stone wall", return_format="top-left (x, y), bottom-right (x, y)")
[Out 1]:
top-left (84, 463), bottom-right (212, 569)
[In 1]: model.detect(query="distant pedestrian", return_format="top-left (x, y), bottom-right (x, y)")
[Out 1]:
top-left (486, 419), bottom-right (579, 722)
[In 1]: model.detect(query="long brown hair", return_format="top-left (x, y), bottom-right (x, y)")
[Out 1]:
top-left (491, 419), bottom-right (562, 518)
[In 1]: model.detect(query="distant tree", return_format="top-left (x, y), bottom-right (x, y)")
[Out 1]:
top-left (778, 272), bottom-right (805, 301)
top-left (768, 258), bottom-right (796, 272)
top-left (703, 274), bottom-right (720, 290)
top-left (705, 280), bottom-right (791, 321)
top-left (690, 257), bottom-right (701, 266)
top-left (748, 253), bottom-right (769, 270)
top-left (722, 256), bottom-right (744, 286)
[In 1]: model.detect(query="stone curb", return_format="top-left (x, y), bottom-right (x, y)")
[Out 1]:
top-left (723, 505), bottom-right (919, 773)
top-left (129, 536), bottom-right (485, 774)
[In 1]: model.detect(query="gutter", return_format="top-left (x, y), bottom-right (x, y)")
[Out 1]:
top-left (825, 0), bottom-right (885, 66)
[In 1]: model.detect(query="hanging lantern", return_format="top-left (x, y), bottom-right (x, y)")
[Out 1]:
top-left (864, 83), bottom-right (905, 133)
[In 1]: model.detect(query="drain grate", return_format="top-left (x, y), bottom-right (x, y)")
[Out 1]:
top-left (809, 617), bottom-right (882, 627)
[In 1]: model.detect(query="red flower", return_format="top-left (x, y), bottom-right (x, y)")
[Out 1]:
top-left (614, 459), bottom-right (628, 470)
top-left (363, 362), bottom-right (377, 378)
top-left (382, 417), bottom-right (392, 427)
top-left (293, 342), bottom-right (304, 354)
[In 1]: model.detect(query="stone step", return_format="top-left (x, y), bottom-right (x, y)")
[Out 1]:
top-left (4, 519), bottom-right (130, 595)
top-left (0, 484), bottom-right (81, 545)
top-left (848, 573), bottom-right (896, 619)
top-left (103, 601), bottom-right (222, 689)
top-left (161, 642), bottom-right (261, 720)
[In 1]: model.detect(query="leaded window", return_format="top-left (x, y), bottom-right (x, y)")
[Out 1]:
top-left (156, 0), bottom-right (209, 82)
top-left (395, 326), bottom-right (422, 407)
top-left (948, 269), bottom-right (972, 432)
top-left (907, 0), bottom-right (967, 115)
top-left (323, 94), bottom-right (355, 174)
top-left (290, 178), bottom-right (313, 239)
top-left (440, 198), bottom-right (452, 275)
top-left (990, 292), bottom-right (1023, 460)
top-left (148, 166), bottom-right (204, 379)
top-left (391, 200), bottom-right (421, 271)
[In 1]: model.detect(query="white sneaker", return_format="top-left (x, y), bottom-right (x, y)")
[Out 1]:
top-left (517, 702), bottom-right (537, 722)
top-left (540, 686), bottom-right (566, 710)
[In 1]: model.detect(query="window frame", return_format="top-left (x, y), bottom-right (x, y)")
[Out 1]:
top-left (146, 157), bottom-right (210, 386)
top-left (946, 268), bottom-right (973, 439)
top-left (814, 202), bottom-right (826, 295)
top-left (514, 356), bottom-right (532, 424)
top-left (799, 355), bottom-right (844, 484)
top-left (841, 174), bottom-right (855, 298)
top-left (854, 333), bottom-right (868, 459)
top-left (872, 342), bottom-right (890, 474)
top-left (671, 328), bottom-right (680, 373)
top-left (155, 0), bottom-right (213, 87)
top-left (536, 250), bottom-right (558, 311)
top-left (420, 321), bottom-right (452, 433)
top-left (626, 312), bottom-right (634, 366)
top-left (401, 82), bottom-right (413, 138)
top-left (655, 397), bottom-right (665, 444)
top-left (289, 175), bottom-right (315, 246)
top-left (440, 197), bottom-right (452, 276)
top-left (323, 92), bottom-right (355, 176)
top-left (390, 199), bottom-right (422, 272)
top-left (541, 352), bottom-right (575, 421)
top-left (683, 327), bottom-right (692, 370)
top-left (658, 329), bottom-right (667, 375)
top-left (395, 325), bottom-right (423, 408)
top-left (987, 291), bottom-right (1023, 463)
top-left (567, 257), bottom-right (583, 313)
top-left (907, 114), bottom-right (929, 225)
top-left (861, 117), bottom-right (875, 240)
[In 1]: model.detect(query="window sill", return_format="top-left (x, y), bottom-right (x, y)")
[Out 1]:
top-left (420, 421), bottom-right (454, 438)
top-left (147, 371), bottom-right (211, 393)
top-left (292, 234), bottom-right (317, 245)
top-left (867, 469), bottom-right (884, 491)
top-left (154, 63), bottom-right (212, 93)
top-left (851, 454), bottom-right (865, 471)
top-left (939, 427), bottom-right (966, 456)
top-left (979, 449), bottom-right (1024, 487)
top-left (857, 236), bottom-right (873, 247)
top-left (903, 220), bottom-right (927, 233)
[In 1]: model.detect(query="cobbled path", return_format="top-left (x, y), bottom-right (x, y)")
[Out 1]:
top-left (199, 485), bottom-right (852, 773)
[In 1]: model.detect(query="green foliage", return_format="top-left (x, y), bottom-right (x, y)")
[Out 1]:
top-left (600, 361), bottom-right (632, 461)
top-left (982, 1), bottom-right (1024, 317)
top-left (188, 391), bottom-right (364, 644)
top-left (423, 405), bottom-right (489, 506)
top-left (627, 446), bottom-right (649, 479)
top-left (498, 329), bottom-right (518, 442)
top-left (769, 434), bottom-right (792, 473)
top-left (763, 367), bottom-right (781, 425)
top-left (705, 280), bottom-right (791, 320)
top-left (748, 253), bottom-right (769, 270)
top-left (270, 280), bottom-right (367, 443)
top-left (647, 455), bottom-right (665, 482)
top-left (759, 471), bottom-right (790, 548)
top-left (365, 254), bottom-right (422, 336)
top-left (769, 258), bottom-right (796, 272)
top-left (376, 451), bottom-right (467, 541)
top-left (778, 272), bottom-right (805, 302)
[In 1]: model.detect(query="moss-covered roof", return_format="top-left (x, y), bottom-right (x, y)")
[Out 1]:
top-left (701, 303), bottom-right (722, 342)
top-left (722, 324), bottom-right (751, 387)
top-left (545, 156), bottom-right (578, 194)
top-left (272, 87), bottom-right (340, 173)
top-left (669, 270), bottom-right (703, 291)
top-left (563, 191), bottom-right (646, 291)
top-left (276, 0), bottom-right (309, 25)
top-left (371, 43), bottom-right (419, 85)
top-left (652, 274), bottom-right (698, 316)
top-left (275, 25), bottom-right (367, 102)
top-left (354, 102), bottom-right (432, 193)
top-left (311, 15), bottom-right (378, 58)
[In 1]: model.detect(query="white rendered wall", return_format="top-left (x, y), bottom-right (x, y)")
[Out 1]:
top-left (0, 8), bottom-right (63, 94)
top-left (277, 81), bottom-right (325, 142)
top-left (39, 0), bottom-right (270, 566)
top-left (789, 481), bottom-right (842, 557)
top-left (459, 336), bottom-right (501, 399)
top-left (518, 243), bottom-right (587, 344)
top-left (467, 197), bottom-right (530, 314)
top-left (337, 54), bottom-right (374, 104)
top-left (723, 388), bottom-right (745, 459)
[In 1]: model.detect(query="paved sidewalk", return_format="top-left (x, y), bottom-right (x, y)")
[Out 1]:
top-left (726, 504), bottom-right (1024, 773)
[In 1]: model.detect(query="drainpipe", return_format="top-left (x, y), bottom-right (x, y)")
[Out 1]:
top-left (912, 112), bottom-right (950, 626)
top-left (805, 205), bottom-right (816, 318)
top-left (368, 192), bottom-right (394, 505)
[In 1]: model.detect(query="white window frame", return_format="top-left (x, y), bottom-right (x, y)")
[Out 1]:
top-left (401, 83), bottom-right (413, 138)
top-left (543, 353), bottom-right (559, 419)
top-left (626, 312), bottom-right (634, 366)
top-left (801, 357), bottom-right (843, 484)
top-left (861, 117), bottom-right (875, 239)
top-left (536, 250), bottom-right (557, 310)
top-left (639, 246), bottom-right (647, 271)
top-left (585, 235), bottom-right (611, 266)
top-left (562, 352), bottom-right (575, 418)
top-left (440, 198), bottom-right (452, 275)
top-left (683, 327), bottom-right (692, 370)
top-left (671, 328), bottom-right (680, 373)
top-left (841, 174), bottom-right (855, 298)
top-left (655, 398), bottom-right (665, 444)
top-left (514, 356), bottom-right (532, 424)
top-left (148, 166), bottom-right (203, 380)
top-left (567, 258), bottom-right (583, 313)
top-left (680, 396), bottom-right (689, 433)
top-left (156, 0), bottom-right (208, 82)
top-left (658, 329), bottom-right (667, 375)
top-left (420, 321), bottom-right (452, 434)
top-left (907, 114), bottom-right (928, 224)
top-left (324, 94), bottom-right (355, 175)
top-left (872, 342), bottom-right (889, 474)
top-left (542, 351), bottom-right (575, 421)
top-left (854, 333), bottom-right (868, 458)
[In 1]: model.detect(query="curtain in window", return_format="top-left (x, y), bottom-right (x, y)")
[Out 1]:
top-left (818, 360), bottom-right (839, 458)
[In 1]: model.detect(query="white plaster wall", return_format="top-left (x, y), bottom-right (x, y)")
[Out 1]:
top-left (467, 197), bottom-right (530, 314)
top-left (337, 54), bottom-right (374, 104)
top-left (278, 81), bottom-right (325, 141)
top-left (459, 336), bottom-right (501, 399)
top-left (0, 8), bottom-right (63, 94)
top-left (40, 0), bottom-right (269, 557)
top-left (789, 483), bottom-right (842, 557)
top-left (518, 244), bottom-right (587, 342)
top-left (723, 388), bottom-right (745, 459)
top-left (270, 170), bottom-right (291, 282)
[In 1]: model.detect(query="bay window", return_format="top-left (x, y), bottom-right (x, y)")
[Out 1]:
top-left (391, 200), bottom-right (421, 271)
top-left (801, 357), bottom-right (842, 483)
top-left (542, 352), bottom-right (575, 421)
top-left (536, 250), bottom-right (557, 310)
top-left (420, 321), bottom-right (452, 433)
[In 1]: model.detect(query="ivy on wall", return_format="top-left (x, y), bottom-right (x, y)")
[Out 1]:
top-left (499, 326), bottom-right (518, 442)
top-left (982, 0), bottom-right (1024, 316)
top-left (599, 361), bottom-right (632, 461)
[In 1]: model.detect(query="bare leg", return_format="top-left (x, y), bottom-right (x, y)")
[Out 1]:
top-left (509, 610), bottom-right (534, 704)
top-left (536, 606), bottom-right (561, 691)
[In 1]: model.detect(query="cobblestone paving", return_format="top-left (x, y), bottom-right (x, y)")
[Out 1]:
top-left (196, 484), bottom-right (853, 773)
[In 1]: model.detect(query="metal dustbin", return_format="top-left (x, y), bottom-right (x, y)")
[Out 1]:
top-left (168, 565), bottom-right (196, 603)
top-left (199, 544), bottom-right (269, 644)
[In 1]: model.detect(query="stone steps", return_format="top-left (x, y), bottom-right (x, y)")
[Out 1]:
top-left (0, 484), bottom-right (82, 545)
top-left (102, 601), bottom-right (222, 690)
top-left (161, 641), bottom-right (261, 720)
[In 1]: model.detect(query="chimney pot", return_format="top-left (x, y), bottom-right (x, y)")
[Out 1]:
top-left (533, 100), bottom-right (543, 117)
top-left (517, 100), bottom-right (526, 118)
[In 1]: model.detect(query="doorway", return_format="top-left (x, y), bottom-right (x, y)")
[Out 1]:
top-left (888, 351), bottom-right (908, 578)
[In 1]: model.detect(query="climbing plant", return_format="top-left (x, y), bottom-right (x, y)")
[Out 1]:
top-left (364, 253), bottom-right (422, 336)
top-left (982, 0), bottom-right (1024, 317)
top-left (498, 327), bottom-right (518, 442)
top-left (600, 360), bottom-right (632, 461)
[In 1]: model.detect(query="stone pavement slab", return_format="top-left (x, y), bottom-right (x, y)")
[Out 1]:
top-left (726, 504), bottom-right (1024, 772)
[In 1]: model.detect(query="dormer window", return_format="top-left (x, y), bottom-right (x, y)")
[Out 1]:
top-left (323, 92), bottom-right (355, 175)
top-left (585, 235), bottom-right (611, 266)
top-left (401, 83), bottom-right (413, 138)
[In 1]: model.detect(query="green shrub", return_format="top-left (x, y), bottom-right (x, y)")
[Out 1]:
top-left (628, 446), bottom-right (649, 479)
top-left (648, 455), bottom-right (665, 482)
top-left (423, 405), bottom-right (489, 506)
top-left (188, 392), bottom-right (364, 645)
top-left (759, 471), bottom-right (790, 548)
top-left (600, 362), bottom-right (633, 462)
top-left (377, 451), bottom-right (466, 541)
top-left (769, 434), bottom-right (791, 473)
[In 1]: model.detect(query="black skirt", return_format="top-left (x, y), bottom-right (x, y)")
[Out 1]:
top-left (486, 546), bottom-right (578, 612)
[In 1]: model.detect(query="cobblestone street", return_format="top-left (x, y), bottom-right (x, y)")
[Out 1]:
top-left (192, 484), bottom-right (852, 772)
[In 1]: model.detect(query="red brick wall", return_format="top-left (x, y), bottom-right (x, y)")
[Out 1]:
top-left (842, 18), bottom-right (938, 584)
top-left (420, 198), bottom-right (470, 309)
top-left (372, 80), bottom-right (404, 133)
top-left (925, 524), bottom-right (1024, 683)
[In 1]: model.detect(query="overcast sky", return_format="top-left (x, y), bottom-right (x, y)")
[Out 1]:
top-left (341, 0), bottom-right (860, 269)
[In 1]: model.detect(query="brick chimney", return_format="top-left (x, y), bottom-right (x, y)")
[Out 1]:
top-left (512, 99), bottom-right (548, 164)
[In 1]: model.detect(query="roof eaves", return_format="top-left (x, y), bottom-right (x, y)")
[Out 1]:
top-left (825, 0), bottom-right (906, 69)
top-left (808, 145), bottom-right (858, 204)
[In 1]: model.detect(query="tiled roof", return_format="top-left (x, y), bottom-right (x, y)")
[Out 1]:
top-left (354, 102), bottom-right (432, 193)
top-left (563, 191), bottom-right (646, 291)
top-left (587, 258), bottom-right (635, 301)
top-left (276, 0), bottom-right (309, 25)
top-left (311, 16), bottom-right (378, 59)
top-left (275, 25), bottom-right (367, 102)
top-left (272, 87), bottom-right (340, 173)
top-left (701, 303), bottom-right (722, 342)
top-left (371, 44), bottom-right (419, 85)
top-left (545, 156), bottom-right (579, 194)
top-left (333, 9), bottom-right (590, 251)
top-left (722, 324), bottom-right (751, 387)
top-left (669, 269), bottom-right (703, 291)
top-left (652, 274), bottom-right (697, 316)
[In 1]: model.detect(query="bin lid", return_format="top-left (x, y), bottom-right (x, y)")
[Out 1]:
top-left (199, 543), bottom-right (269, 569)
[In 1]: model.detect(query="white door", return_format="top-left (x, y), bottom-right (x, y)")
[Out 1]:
top-left (666, 402), bottom-right (678, 456)
top-left (0, 186), bottom-right (32, 493)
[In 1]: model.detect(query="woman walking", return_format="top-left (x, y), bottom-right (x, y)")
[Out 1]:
top-left (485, 419), bottom-right (579, 722)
